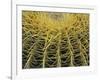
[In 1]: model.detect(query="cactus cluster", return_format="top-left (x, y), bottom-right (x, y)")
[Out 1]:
top-left (22, 11), bottom-right (89, 69)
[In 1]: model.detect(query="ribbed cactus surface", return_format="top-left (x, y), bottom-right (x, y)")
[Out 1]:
top-left (22, 11), bottom-right (89, 69)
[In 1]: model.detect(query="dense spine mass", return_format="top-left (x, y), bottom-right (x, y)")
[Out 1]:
top-left (22, 11), bottom-right (89, 69)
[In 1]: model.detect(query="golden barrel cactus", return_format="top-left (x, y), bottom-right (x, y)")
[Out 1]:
top-left (22, 11), bottom-right (89, 69)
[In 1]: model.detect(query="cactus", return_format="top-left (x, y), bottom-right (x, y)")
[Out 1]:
top-left (22, 11), bottom-right (89, 69)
